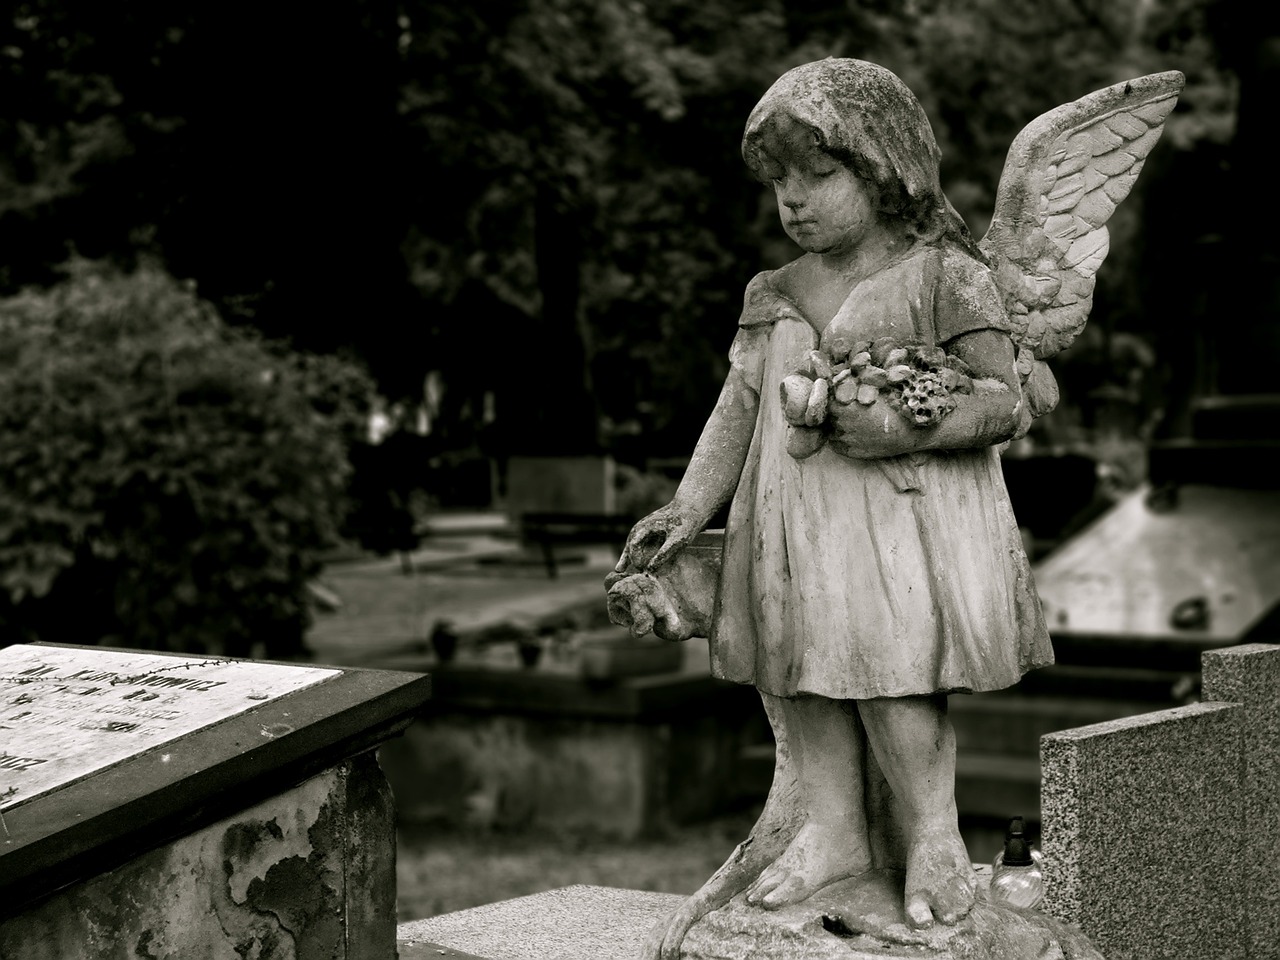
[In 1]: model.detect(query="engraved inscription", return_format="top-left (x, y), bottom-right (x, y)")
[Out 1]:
top-left (0, 644), bottom-right (340, 809)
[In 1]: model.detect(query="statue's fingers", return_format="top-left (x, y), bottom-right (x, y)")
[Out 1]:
top-left (624, 523), bottom-right (666, 569)
top-left (644, 535), bottom-right (683, 571)
top-left (617, 527), bottom-right (655, 571)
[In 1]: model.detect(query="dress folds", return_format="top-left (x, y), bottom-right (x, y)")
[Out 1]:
top-left (709, 244), bottom-right (1054, 699)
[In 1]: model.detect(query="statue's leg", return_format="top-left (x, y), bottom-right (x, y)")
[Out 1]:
top-left (640, 691), bottom-right (801, 960)
top-left (864, 732), bottom-right (908, 870)
top-left (744, 695), bottom-right (874, 910)
top-left (857, 694), bottom-right (976, 929)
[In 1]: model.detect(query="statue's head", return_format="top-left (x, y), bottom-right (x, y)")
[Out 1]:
top-left (743, 58), bottom-right (971, 248)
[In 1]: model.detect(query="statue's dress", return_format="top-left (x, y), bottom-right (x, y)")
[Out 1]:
top-left (710, 242), bottom-right (1053, 699)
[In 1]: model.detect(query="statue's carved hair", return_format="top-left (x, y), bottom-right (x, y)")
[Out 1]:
top-left (743, 58), bottom-right (981, 257)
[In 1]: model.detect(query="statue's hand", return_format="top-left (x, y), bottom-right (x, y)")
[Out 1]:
top-left (616, 501), bottom-right (698, 573)
top-left (827, 395), bottom-right (918, 460)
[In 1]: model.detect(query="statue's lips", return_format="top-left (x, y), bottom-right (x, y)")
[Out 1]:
top-left (788, 219), bottom-right (816, 228)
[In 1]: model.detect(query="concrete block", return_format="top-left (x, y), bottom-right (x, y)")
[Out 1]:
top-left (377, 657), bottom-right (760, 837)
top-left (1202, 643), bottom-right (1280, 960)
top-left (1041, 702), bottom-right (1244, 960)
top-left (399, 885), bottom-right (683, 960)
top-left (380, 713), bottom-right (657, 835)
top-left (399, 875), bottom-right (1100, 960)
top-left (0, 754), bottom-right (396, 959)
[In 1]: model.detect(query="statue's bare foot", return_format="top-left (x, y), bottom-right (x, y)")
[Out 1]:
top-left (744, 821), bottom-right (872, 910)
top-left (902, 822), bottom-right (976, 929)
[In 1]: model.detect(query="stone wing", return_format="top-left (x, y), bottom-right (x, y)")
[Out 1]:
top-left (979, 71), bottom-right (1184, 425)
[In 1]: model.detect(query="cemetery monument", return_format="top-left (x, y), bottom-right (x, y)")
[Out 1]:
top-left (0, 642), bottom-right (431, 959)
top-left (607, 57), bottom-right (1183, 959)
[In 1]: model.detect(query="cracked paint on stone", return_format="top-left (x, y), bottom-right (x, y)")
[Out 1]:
top-left (0, 753), bottom-right (395, 960)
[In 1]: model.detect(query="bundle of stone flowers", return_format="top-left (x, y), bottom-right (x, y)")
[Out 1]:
top-left (780, 337), bottom-right (978, 431)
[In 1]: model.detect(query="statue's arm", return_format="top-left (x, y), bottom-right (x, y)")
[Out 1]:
top-left (678, 369), bottom-right (759, 520)
top-left (827, 328), bottom-right (1020, 460)
top-left (913, 327), bottom-right (1022, 450)
top-left (618, 369), bottom-right (758, 571)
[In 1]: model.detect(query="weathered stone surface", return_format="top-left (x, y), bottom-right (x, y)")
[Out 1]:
top-left (398, 885), bottom-right (685, 960)
top-left (1201, 643), bottom-right (1280, 960)
top-left (0, 644), bottom-right (338, 809)
top-left (610, 55), bottom-right (1178, 960)
top-left (345, 751), bottom-right (399, 960)
top-left (1041, 702), bottom-right (1245, 960)
top-left (681, 869), bottom-right (1102, 960)
top-left (398, 880), bottom-right (1101, 960)
top-left (0, 753), bottom-right (395, 959)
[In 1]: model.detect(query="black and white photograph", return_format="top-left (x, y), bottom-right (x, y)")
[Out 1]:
top-left (1, 2), bottom-right (1277, 958)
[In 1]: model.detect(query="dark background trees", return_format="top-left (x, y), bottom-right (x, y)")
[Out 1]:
top-left (0, 0), bottom-right (1259, 461)
top-left (0, 261), bottom-right (373, 655)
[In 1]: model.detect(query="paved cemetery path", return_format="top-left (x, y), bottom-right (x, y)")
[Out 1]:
top-left (305, 513), bottom-right (620, 668)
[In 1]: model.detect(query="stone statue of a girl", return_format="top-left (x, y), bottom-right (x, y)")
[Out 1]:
top-left (607, 58), bottom-right (1182, 958)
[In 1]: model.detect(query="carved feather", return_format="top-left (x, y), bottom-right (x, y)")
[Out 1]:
top-left (979, 71), bottom-right (1184, 429)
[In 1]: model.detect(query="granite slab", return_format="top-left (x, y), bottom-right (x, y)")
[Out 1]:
top-left (1041, 701), bottom-right (1245, 959)
top-left (398, 885), bottom-right (683, 960)
top-left (1202, 643), bottom-right (1280, 960)
top-left (397, 868), bottom-right (1103, 960)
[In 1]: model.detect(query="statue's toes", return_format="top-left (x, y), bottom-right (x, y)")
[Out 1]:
top-left (904, 877), bottom-right (974, 929)
top-left (744, 865), bottom-right (784, 906)
top-left (904, 893), bottom-right (936, 929)
top-left (927, 880), bottom-right (975, 926)
top-left (758, 873), bottom-right (819, 910)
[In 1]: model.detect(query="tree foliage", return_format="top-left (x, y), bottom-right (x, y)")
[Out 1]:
top-left (0, 261), bottom-right (374, 655)
top-left (0, 0), bottom-right (1248, 459)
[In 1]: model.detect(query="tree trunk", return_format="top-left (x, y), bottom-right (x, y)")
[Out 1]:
top-left (505, 185), bottom-right (599, 454)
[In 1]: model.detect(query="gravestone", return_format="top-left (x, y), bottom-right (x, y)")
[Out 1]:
top-left (1040, 703), bottom-right (1244, 959)
top-left (0, 644), bottom-right (338, 810)
top-left (0, 642), bottom-right (430, 959)
top-left (1202, 644), bottom-right (1280, 960)
top-left (1041, 642), bottom-right (1280, 959)
top-left (505, 455), bottom-right (617, 516)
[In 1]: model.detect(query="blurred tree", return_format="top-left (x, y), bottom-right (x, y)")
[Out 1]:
top-left (0, 260), bottom-right (374, 656)
top-left (395, 0), bottom-right (796, 454)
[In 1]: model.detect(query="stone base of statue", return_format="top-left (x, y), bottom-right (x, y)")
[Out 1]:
top-left (679, 869), bottom-right (1102, 960)
top-left (607, 545), bottom-right (1106, 960)
top-left (397, 880), bottom-right (1106, 960)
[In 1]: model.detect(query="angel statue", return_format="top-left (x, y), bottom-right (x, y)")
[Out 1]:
top-left (605, 58), bottom-right (1183, 958)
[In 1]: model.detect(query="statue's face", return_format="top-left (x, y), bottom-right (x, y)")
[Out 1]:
top-left (772, 152), bottom-right (880, 256)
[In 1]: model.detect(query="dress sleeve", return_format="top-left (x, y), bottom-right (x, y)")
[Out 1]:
top-left (931, 248), bottom-right (1013, 346)
top-left (727, 271), bottom-right (777, 396)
